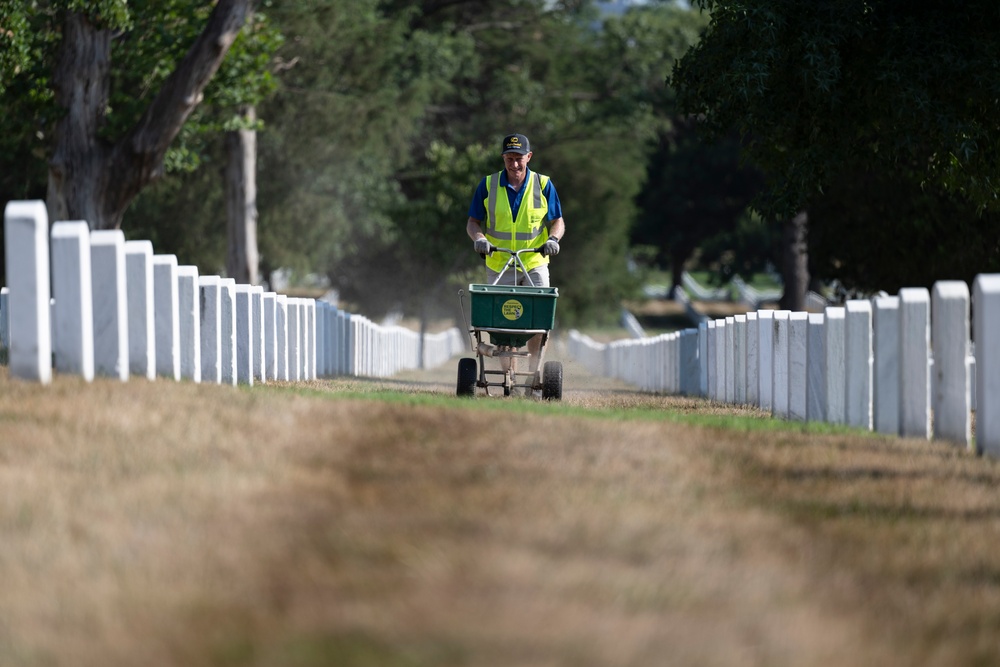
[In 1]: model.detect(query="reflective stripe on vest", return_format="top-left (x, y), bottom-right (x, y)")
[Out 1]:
top-left (483, 170), bottom-right (550, 272)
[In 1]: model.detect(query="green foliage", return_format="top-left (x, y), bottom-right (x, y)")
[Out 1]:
top-left (0, 0), bottom-right (281, 277)
top-left (673, 0), bottom-right (1000, 220)
top-left (623, 4), bottom-right (764, 289)
top-left (697, 210), bottom-right (779, 282)
top-left (106, 0), bottom-right (281, 172)
top-left (124, 142), bottom-right (228, 273)
top-left (331, 141), bottom-right (495, 318)
top-left (368, 0), bottom-right (697, 325)
top-left (0, 3), bottom-right (31, 95)
top-left (632, 116), bottom-right (762, 280)
top-left (3, 0), bottom-right (759, 325)
top-left (0, 0), bottom-right (131, 108)
top-left (247, 0), bottom-right (474, 292)
top-left (809, 167), bottom-right (1000, 293)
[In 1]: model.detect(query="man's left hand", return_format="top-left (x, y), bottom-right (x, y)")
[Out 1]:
top-left (541, 238), bottom-right (560, 257)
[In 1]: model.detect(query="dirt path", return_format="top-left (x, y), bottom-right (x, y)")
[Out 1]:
top-left (1, 350), bottom-right (999, 666)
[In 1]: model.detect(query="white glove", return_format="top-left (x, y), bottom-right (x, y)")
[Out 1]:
top-left (474, 238), bottom-right (492, 255)
top-left (541, 238), bottom-right (560, 257)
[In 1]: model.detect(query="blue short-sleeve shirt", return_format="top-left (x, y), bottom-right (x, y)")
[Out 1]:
top-left (467, 168), bottom-right (563, 222)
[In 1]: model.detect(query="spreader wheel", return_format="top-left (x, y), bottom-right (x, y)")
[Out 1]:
top-left (456, 357), bottom-right (477, 397)
top-left (542, 361), bottom-right (563, 401)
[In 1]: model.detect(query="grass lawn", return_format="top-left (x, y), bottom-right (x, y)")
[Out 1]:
top-left (0, 357), bottom-right (998, 666)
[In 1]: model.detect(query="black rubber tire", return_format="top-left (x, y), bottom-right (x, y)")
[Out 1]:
top-left (542, 361), bottom-right (563, 401)
top-left (456, 358), bottom-right (477, 397)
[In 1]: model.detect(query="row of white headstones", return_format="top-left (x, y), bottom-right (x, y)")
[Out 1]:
top-left (2, 200), bottom-right (466, 385)
top-left (567, 278), bottom-right (1000, 456)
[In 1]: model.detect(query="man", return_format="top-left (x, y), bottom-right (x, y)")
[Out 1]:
top-left (466, 133), bottom-right (566, 385)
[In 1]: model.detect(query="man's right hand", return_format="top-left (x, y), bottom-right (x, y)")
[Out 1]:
top-left (474, 238), bottom-right (492, 255)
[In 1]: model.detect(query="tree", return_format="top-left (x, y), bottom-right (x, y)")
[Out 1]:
top-left (0, 0), bottom-right (279, 233)
top-left (53, 1), bottom-right (262, 230)
top-left (779, 210), bottom-right (808, 310)
top-left (224, 105), bottom-right (258, 284)
top-left (670, 0), bottom-right (1000, 295)
top-left (339, 141), bottom-right (495, 364)
top-left (250, 0), bottom-right (467, 291)
top-left (672, 0), bottom-right (1000, 221)
top-left (372, 0), bottom-right (667, 326)
top-left (808, 166), bottom-right (1000, 294)
top-left (633, 117), bottom-right (761, 297)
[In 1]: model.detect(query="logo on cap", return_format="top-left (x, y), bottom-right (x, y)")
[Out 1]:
top-left (502, 133), bottom-right (530, 155)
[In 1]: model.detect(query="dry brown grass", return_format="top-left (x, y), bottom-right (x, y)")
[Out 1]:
top-left (1, 351), bottom-right (999, 666)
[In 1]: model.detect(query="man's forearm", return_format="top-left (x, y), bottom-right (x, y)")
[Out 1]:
top-left (467, 217), bottom-right (486, 241)
top-left (549, 217), bottom-right (565, 240)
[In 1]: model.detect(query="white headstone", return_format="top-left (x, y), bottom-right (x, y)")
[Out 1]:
top-left (746, 312), bottom-right (759, 406)
top-left (899, 288), bottom-right (931, 439)
top-left (317, 301), bottom-right (328, 378)
top-left (0, 287), bottom-right (9, 354)
top-left (176, 266), bottom-right (201, 383)
top-left (724, 316), bottom-right (735, 403)
top-left (329, 301), bottom-right (342, 378)
top-left (734, 315), bottom-right (747, 404)
top-left (307, 299), bottom-right (317, 380)
top-left (707, 320), bottom-right (718, 400)
top-left (252, 287), bottom-right (265, 382)
top-left (930, 281), bottom-right (971, 446)
top-left (276, 294), bottom-right (289, 381)
top-left (199, 277), bottom-right (222, 384)
top-left (845, 300), bottom-right (873, 430)
top-left (771, 311), bottom-right (791, 418)
top-left (220, 279), bottom-right (237, 386)
top-left (824, 307), bottom-right (846, 424)
top-left (872, 296), bottom-right (901, 435)
top-left (806, 313), bottom-right (825, 422)
top-left (698, 321), bottom-right (709, 397)
top-left (235, 285), bottom-right (254, 386)
top-left (341, 311), bottom-right (353, 376)
top-left (4, 202), bottom-right (56, 383)
top-left (153, 254), bottom-right (180, 380)
top-left (51, 221), bottom-right (94, 381)
top-left (757, 310), bottom-right (775, 411)
top-left (124, 240), bottom-right (155, 379)
top-left (973, 275), bottom-right (1000, 455)
top-left (288, 298), bottom-right (301, 381)
top-left (263, 292), bottom-right (277, 381)
top-left (788, 312), bottom-right (808, 421)
top-left (5, 202), bottom-right (53, 382)
top-left (681, 329), bottom-right (700, 396)
top-left (299, 298), bottom-right (313, 380)
top-left (91, 230), bottom-right (129, 381)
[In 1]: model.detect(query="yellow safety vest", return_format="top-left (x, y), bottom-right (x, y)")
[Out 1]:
top-left (482, 170), bottom-right (552, 273)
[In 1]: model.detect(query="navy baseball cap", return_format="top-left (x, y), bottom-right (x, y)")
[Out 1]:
top-left (501, 133), bottom-right (530, 155)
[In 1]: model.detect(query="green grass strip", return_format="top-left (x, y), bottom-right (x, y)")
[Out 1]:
top-left (254, 381), bottom-right (880, 439)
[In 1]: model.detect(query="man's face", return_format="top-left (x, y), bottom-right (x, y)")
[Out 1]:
top-left (503, 151), bottom-right (532, 179)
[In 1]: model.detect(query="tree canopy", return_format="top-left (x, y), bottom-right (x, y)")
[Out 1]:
top-left (243, 0), bottom-right (684, 325)
top-left (0, 0), bottom-right (279, 231)
top-left (3, 0), bottom-right (769, 325)
top-left (672, 0), bottom-right (1000, 220)
top-left (625, 4), bottom-right (764, 292)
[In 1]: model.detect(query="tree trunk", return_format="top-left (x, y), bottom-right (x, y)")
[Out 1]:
top-left (47, 12), bottom-right (113, 226)
top-left (779, 210), bottom-right (810, 311)
top-left (669, 245), bottom-right (688, 300)
top-left (225, 106), bottom-right (259, 284)
top-left (48, 1), bottom-right (255, 230)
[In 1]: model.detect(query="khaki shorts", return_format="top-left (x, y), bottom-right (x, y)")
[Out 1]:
top-left (487, 265), bottom-right (550, 287)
